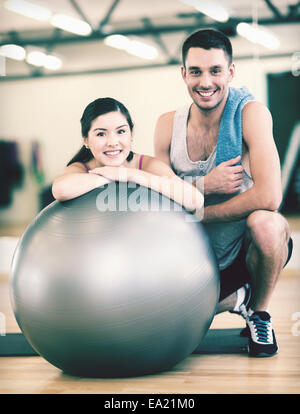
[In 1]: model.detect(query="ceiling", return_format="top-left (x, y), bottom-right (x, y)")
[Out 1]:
top-left (0, 0), bottom-right (299, 80)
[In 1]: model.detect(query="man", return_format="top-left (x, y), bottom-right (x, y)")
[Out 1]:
top-left (154, 29), bottom-right (293, 357)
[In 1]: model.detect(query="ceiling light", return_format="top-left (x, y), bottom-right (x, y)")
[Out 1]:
top-left (26, 50), bottom-right (46, 67)
top-left (180, 0), bottom-right (229, 22)
top-left (237, 22), bottom-right (280, 50)
top-left (43, 55), bottom-right (62, 71)
top-left (127, 39), bottom-right (158, 60)
top-left (26, 49), bottom-right (62, 70)
top-left (51, 14), bottom-right (92, 36)
top-left (0, 44), bottom-right (26, 61)
top-left (4, 0), bottom-right (52, 21)
top-left (104, 35), bottom-right (158, 60)
top-left (104, 35), bottom-right (131, 50)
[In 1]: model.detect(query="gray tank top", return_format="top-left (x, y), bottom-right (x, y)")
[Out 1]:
top-left (170, 104), bottom-right (253, 270)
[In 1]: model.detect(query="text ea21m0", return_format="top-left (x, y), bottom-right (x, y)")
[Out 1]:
top-left (148, 398), bottom-right (195, 409)
top-left (103, 397), bottom-right (196, 410)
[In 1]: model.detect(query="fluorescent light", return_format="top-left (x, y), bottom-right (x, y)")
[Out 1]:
top-left (51, 14), bottom-right (92, 36)
top-left (26, 49), bottom-right (62, 70)
top-left (237, 22), bottom-right (280, 50)
top-left (0, 44), bottom-right (26, 61)
top-left (104, 35), bottom-right (131, 50)
top-left (26, 50), bottom-right (46, 66)
top-left (4, 0), bottom-right (52, 21)
top-left (127, 39), bottom-right (158, 60)
top-left (180, 0), bottom-right (229, 22)
top-left (43, 55), bottom-right (62, 71)
top-left (104, 35), bottom-right (159, 60)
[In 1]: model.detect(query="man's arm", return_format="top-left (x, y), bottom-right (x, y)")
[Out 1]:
top-left (203, 101), bottom-right (282, 223)
top-left (153, 111), bottom-right (175, 167)
top-left (193, 155), bottom-right (244, 195)
top-left (154, 111), bottom-right (244, 196)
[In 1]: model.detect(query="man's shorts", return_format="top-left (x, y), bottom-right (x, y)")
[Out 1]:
top-left (219, 237), bottom-right (294, 302)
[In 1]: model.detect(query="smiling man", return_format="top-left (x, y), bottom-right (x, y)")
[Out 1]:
top-left (154, 29), bottom-right (293, 357)
top-left (183, 47), bottom-right (234, 112)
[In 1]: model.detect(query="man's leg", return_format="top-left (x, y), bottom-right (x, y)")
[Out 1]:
top-left (245, 210), bottom-right (291, 311)
top-left (216, 210), bottom-right (291, 314)
top-left (216, 243), bottom-right (251, 315)
top-left (216, 292), bottom-right (237, 314)
top-left (215, 210), bottom-right (292, 356)
top-left (242, 210), bottom-right (291, 356)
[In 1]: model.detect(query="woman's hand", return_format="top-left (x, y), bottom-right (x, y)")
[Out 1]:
top-left (89, 166), bottom-right (151, 187)
top-left (89, 166), bottom-right (130, 182)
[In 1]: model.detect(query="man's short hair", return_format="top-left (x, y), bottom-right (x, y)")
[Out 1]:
top-left (182, 29), bottom-right (233, 66)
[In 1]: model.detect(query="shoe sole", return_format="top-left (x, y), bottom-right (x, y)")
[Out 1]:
top-left (247, 346), bottom-right (278, 357)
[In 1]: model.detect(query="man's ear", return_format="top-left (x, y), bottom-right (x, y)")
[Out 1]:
top-left (181, 65), bottom-right (187, 82)
top-left (228, 62), bottom-right (235, 83)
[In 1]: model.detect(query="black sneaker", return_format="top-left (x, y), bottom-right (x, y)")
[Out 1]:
top-left (240, 325), bottom-right (250, 337)
top-left (246, 310), bottom-right (278, 357)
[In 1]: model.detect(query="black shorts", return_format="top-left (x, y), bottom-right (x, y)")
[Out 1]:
top-left (219, 237), bottom-right (294, 302)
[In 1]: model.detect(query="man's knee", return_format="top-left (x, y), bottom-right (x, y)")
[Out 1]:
top-left (246, 210), bottom-right (290, 252)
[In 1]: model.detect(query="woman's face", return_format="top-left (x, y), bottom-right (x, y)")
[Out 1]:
top-left (84, 111), bottom-right (132, 167)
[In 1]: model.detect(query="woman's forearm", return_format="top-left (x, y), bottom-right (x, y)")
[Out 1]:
top-left (52, 173), bottom-right (110, 201)
top-left (128, 169), bottom-right (204, 213)
top-left (65, 166), bottom-right (204, 214)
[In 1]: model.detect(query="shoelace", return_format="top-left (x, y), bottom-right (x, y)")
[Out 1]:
top-left (249, 314), bottom-right (272, 343)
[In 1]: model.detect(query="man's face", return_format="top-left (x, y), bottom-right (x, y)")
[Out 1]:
top-left (181, 47), bottom-right (235, 112)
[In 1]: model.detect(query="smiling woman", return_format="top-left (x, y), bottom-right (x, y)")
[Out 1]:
top-left (51, 97), bottom-right (204, 217)
top-left (67, 97), bottom-right (135, 167)
top-left (84, 111), bottom-right (132, 167)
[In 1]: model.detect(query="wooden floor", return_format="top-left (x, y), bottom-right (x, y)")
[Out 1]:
top-left (0, 266), bottom-right (299, 394)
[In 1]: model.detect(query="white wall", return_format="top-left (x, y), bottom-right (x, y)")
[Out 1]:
top-left (0, 55), bottom-right (294, 225)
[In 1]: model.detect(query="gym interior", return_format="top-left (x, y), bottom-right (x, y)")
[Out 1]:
top-left (0, 0), bottom-right (299, 395)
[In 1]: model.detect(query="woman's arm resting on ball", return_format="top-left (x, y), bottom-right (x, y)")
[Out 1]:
top-left (52, 163), bottom-right (110, 201)
top-left (91, 157), bottom-right (204, 214)
top-left (139, 156), bottom-right (204, 213)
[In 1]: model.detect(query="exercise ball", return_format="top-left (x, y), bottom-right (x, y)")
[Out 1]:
top-left (10, 182), bottom-right (219, 377)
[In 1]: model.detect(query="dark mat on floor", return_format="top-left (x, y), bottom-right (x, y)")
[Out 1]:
top-left (192, 328), bottom-right (248, 354)
top-left (0, 333), bottom-right (39, 356)
top-left (0, 328), bottom-right (248, 357)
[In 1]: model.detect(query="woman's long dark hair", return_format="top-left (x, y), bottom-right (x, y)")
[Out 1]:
top-left (67, 97), bottom-right (134, 166)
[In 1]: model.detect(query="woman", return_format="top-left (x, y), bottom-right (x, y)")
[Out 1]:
top-left (52, 97), bottom-right (203, 217)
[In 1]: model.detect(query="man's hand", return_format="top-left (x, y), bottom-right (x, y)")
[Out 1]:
top-left (203, 155), bottom-right (244, 195)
